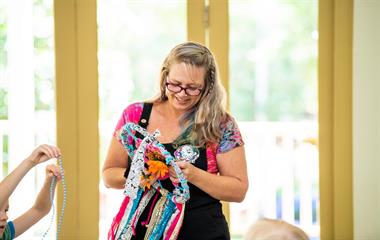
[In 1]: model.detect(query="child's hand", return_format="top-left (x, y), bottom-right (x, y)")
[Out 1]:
top-left (27, 144), bottom-right (61, 165)
top-left (45, 164), bottom-right (63, 181)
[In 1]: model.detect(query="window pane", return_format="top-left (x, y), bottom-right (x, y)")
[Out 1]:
top-left (0, 0), bottom-right (56, 238)
top-left (229, 0), bottom-right (319, 239)
top-left (97, 1), bottom-right (186, 238)
top-left (230, 0), bottom-right (318, 122)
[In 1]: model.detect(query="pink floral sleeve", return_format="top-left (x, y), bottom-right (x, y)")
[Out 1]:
top-left (113, 102), bottom-right (144, 144)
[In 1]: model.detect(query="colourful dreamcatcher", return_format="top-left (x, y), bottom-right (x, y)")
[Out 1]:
top-left (108, 123), bottom-right (199, 240)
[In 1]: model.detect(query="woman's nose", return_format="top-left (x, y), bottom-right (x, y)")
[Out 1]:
top-left (177, 89), bottom-right (188, 97)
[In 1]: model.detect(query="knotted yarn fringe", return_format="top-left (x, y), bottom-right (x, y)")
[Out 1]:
top-left (108, 196), bottom-right (130, 240)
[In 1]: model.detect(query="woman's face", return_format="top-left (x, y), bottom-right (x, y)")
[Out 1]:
top-left (165, 62), bottom-right (205, 113)
top-left (0, 200), bottom-right (9, 237)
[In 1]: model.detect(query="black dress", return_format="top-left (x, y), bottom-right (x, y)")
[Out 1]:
top-left (125, 102), bottom-right (230, 240)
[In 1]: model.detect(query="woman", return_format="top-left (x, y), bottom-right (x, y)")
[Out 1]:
top-left (103, 42), bottom-right (248, 240)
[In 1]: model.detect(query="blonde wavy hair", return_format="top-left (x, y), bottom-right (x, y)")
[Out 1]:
top-left (245, 218), bottom-right (309, 240)
top-left (152, 42), bottom-right (228, 147)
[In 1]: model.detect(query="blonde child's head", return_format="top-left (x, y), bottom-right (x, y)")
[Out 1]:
top-left (245, 218), bottom-right (309, 240)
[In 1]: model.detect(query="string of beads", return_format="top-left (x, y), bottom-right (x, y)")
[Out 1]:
top-left (42, 156), bottom-right (67, 240)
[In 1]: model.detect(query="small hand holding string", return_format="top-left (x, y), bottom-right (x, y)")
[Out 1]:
top-left (42, 156), bottom-right (66, 240)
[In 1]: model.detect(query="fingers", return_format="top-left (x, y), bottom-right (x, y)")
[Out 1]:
top-left (176, 161), bottom-right (188, 169)
top-left (31, 144), bottom-right (61, 164)
top-left (175, 161), bottom-right (198, 182)
top-left (38, 144), bottom-right (61, 159)
top-left (46, 164), bottom-right (63, 181)
top-left (168, 166), bottom-right (176, 176)
top-left (168, 166), bottom-right (179, 184)
top-left (39, 145), bottom-right (55, 160)
top-left (49, 145), bottom-right (61, 158)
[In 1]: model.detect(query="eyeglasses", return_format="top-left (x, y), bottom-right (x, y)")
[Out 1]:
top-left (165, 81), bottom-right (203, 96)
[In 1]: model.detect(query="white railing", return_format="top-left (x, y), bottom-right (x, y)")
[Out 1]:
top-left (231, 121), bottom-right (319, 239)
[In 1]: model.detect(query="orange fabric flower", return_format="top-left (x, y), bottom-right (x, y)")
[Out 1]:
top-left (140, 174), bottom-right (155, 190)
top-left (139, 146), bottom-right (169, 189)
top-left (147, 160), bottom-right (169, 179)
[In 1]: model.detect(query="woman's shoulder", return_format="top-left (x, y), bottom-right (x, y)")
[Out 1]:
top-left (123, 102), bottom-right (144, 113)
top-left (117, 102), bottom-right (145, 124)
top-left (219, 113), bottom-right (238, 130)
top-left (114, 102), bottom-right (146, 134)
top-left (216, 113), bottom-right (244, 154)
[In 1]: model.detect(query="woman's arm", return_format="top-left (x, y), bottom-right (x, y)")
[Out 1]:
top-left (102, 137), bottom-right (129, 189)
top-left (12, 164), bottom-right (61, 237)
top-left (0, 145), bottom-right (60, 207)
top-left (177, 145), bottom-right (248, 202)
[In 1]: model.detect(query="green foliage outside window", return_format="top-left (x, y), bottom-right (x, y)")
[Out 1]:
top-left (0, 89), bottom-right (7, 119)
top-left (34, 0), bottom-right (55, 112)
top-left (0, 5), bottom-right (6, 68)
top-left (0, 4), bottom-right (7, 119)
top-left (230, 1), bottom-right (318, 121)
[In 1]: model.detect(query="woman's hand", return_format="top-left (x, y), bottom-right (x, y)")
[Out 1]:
top-left (169, 161), bottom-right (199, 182)
top-left (27, 144), bottom-right (61, 165)
top-left (169, 165), bottom-right (179, 184)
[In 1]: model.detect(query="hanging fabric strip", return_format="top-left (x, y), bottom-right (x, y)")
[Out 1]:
top-left (108, 196), bottom-right (131, 240)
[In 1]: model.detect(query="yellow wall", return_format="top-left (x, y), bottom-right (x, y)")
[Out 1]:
top-left (319, 0), bottom-right (353, 239)
top-left (54, 0), bottom-right (99, 238)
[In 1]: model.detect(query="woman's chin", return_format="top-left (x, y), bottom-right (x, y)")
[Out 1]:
top-left (169, 99), bottom-right (193, 112)
top-left (174, 103), bottom-right (192, 112)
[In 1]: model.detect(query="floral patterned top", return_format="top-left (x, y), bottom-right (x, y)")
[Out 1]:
top-left (113, 102), bottom-right (244, 174)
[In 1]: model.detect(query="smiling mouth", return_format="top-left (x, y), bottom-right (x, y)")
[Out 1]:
top-left (175, 97), bottom-right (190, 103)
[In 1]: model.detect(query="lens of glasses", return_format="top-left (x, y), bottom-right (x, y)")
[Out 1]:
top-left (185, 88), bottom-right (201, 96)
top-left (167, 84), bottom-right (181, 92)
top-left (166, 82), bottom-right (202, 96)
